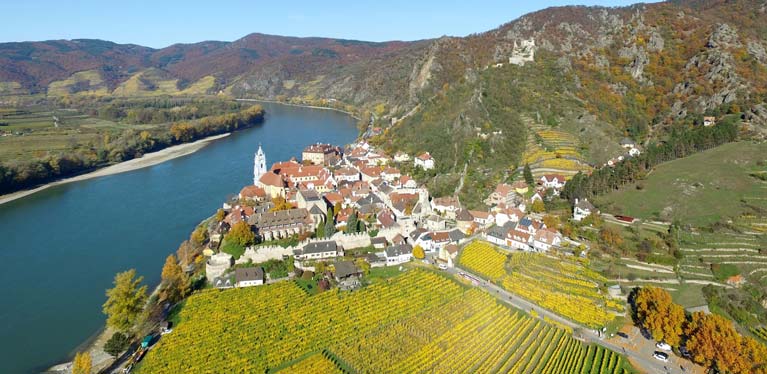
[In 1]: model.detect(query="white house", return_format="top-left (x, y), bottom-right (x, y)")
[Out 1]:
top-left (507, 230), bottom-right (533, 251)
top-left (539, 174), bottom-right (566, 190)
top-left (235, 267), bottom-right (265, 287)
top-left (485, 225), bottom-right (511, 246)
top-left (415, 231), bottom-right (452, 253)
top-left (469, 210), bottom-right (495, 228)
top-left (381, 167), bottom-right (401, 182)
top-left (573, 198), bottom-right (596, 222)
top-left (414, 152), bottom-right (435, 170)
top-left (532, 230), bottom-right (562, 252)
top-left (294, 241), bottom-right (343, 260)
top-left (394, 152), bottom-right (411, 162)
top-left (431, 196), bottom-right (461, 219)
top-left (384, 244), bottom-right (413, 265)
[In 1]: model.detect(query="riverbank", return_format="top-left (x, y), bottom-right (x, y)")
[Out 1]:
top-left (0, 133), bottom-right (230, 206)
top-left (235, 98), bottom-right (361, 120)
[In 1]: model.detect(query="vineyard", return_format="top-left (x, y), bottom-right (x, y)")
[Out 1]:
top-left (137, 270), bottom-right (632, 373)
top-left (458, 241), bottom-right (622, 328)
top-left (521, 117), bottom-right (592, 175)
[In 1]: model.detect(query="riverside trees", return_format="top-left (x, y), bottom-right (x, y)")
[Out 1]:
top-left (103, 269), bottom-right (148, 334)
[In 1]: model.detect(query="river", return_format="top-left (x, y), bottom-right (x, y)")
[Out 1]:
top-left (0, 102), bottom-right (358, 374)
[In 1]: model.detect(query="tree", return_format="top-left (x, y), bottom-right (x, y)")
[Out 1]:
top-left (103, 269), bottom-right (148, 333)
top-left (685, 311), bottom-right (749, 373)
top-left (542, 215), bottom-right (560, 229)
top-left (104, 332), bottom-right (130, 358)
top-left (523, 163), bottom-right (534, 186)
top-left (531, 199), bottom-right (545, 213)
top-left (355, 257), bottom-right (371, 275)
top-left (324, 208), bottom-right (336, 237)
top-left (269, 196), bottom-right (292, 212)
top-left (214, 208), bottom-right (226, 222)
top-left (413, 245), bottom-right (425, 260)
top-left (226, 221), bottom-right (255, 247)
top-left (191, 225), bottom-right (208, 245)
top-left (72, 351), bottom-right (92, 374)
top-left (160, 254), bottom-right (190, 304)
top-left (346, 212), bottom-right (358, 234)
top-left (634, 287), bottom-right (685, 347)
top-left (599, 226), bottom-right (623, 247)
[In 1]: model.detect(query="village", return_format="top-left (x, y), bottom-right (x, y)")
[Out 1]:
top-left (203, 140), bottom-right (593, 290)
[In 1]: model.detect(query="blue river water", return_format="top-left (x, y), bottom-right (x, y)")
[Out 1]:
top-left (0, 102), bottom-right (358, 373)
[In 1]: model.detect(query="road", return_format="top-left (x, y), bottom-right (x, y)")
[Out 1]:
top-left (447, 265), bottom-right (696, 374)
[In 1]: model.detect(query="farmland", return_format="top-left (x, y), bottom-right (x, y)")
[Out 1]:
top-left (595, 141), bottom-right (767, 227)
top-left (136, 270), bottom-right (633, 373)
top-left (458, 241), bottom-right (623, 328)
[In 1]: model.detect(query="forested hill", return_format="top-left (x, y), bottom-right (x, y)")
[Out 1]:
top-left (2, 0), bottom-right (767, 203)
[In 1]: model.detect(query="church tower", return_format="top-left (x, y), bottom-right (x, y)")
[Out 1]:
top-left (254, 145), bottom-right (266, 185)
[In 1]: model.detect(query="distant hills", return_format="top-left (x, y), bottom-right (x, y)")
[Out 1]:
top-left (2, 0), bottom-right (767, 202)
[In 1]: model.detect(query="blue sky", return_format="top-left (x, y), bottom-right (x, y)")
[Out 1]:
top-left (0, 0), bottom-right (656, 48)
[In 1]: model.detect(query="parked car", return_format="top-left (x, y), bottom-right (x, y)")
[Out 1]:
top-left (617, 332), bottom-right (629, 339)
top-left (653, 351), bottom-right (669, 362)
top-left (655, 342), bottom-right (672, 351)
top-left (438, 263), bottom-right (448, 270)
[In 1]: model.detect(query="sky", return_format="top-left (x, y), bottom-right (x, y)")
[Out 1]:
top-left (0, 0), bottom-right (657, 48)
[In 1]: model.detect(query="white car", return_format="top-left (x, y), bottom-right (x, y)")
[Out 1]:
top-left (653, 351), bottom-right (669, 362)
top-left (655, 342), bottom-right (671, 351)
top-left (438, 263), bottom-right (448, 270)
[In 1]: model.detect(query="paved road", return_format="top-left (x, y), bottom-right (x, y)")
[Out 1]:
top-left (448, 266), bottom-right (696, 374)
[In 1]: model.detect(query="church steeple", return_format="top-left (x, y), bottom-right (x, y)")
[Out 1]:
top-left (254, 144), bottom-right (266, 185)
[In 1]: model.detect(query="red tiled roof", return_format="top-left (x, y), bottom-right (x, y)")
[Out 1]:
top-left (259, 172), bottom-right (284, 187)
top-left (240, 185), bottom-right (266, 198)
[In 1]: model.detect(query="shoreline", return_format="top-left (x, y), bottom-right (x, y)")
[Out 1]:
top-left (0, 133), bottom-right (230, 206)
top-left (236, 98), bottom-right (361, 120)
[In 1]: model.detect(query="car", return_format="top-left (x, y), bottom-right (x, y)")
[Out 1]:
top-left (656, 342), bottom-right (672, 351)
top-left (653, 351), bottom-right (669, 362)
top-left (438, 263), bottom-right (448, 270)
top-left (617, 332), bottom-right (629, 339)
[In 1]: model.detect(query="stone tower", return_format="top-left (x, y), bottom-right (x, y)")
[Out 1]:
top-left (254, 145), bottom-right (266, 185)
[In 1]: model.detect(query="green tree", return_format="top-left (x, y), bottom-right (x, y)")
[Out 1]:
top-left (72, 351), bottom-right (92, 374)
top-left (226, 221), bottom-right (255, 247)
top-left (346, 212), bottom-right (358, 234)
top-left (104, 332), bottom-right (130, 358)
top-left (413, 245), bottom-right (425, 260)
top-left (523, 163), bottom-right (534, 186)
top-left (159, 254), bottom-right (190, 304)
top-left (324, 208), bottom-right (336, 237)
top-left (103, 269), bottom-right (148, 334)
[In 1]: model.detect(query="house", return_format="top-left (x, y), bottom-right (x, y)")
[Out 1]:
top-left (385, 244), bottom-right (413, 265)
top-left (416, 231), bottom-right (452, 252)
top-left (438, 244), bottom-right (460, 268)
top-left (257, 171), bottom-right (286, 198)
top-left (511, 180), bottom-right (529, 195)
top-left (371, 236), bottom-right (388, 249)
top-left (334, 167), bottom-right (360, 182)
top-left (532, 229), bottom-right (562, 252)
top-left (486, 224), bottom-right (512, 246)
top-left (620, 137), bottom-right (636, 149)
top-left (333, 261), bottom-right (361, 282)
top-left (239, 185), bottom-right (266, 202)
top-left (381, 167), bottom-right (401, 182)
top-left (485, 183), bottom-right (518, 207)
top-left (414, 152), bottom-right (435, 170)
top-left (530, 191), bottom-right (544, 203)
top-left (248, 208), bottom-right (315, 241)
top-left (703, 116), bottom-right (716, 127)
top-left (494, 207), bottom-right (524, 227)
top-left (539, 174), bottom-right (566, 190)
top-left (455, 209), bottom-right (475, 234)
top-left (573, 198), bottom-right (596, 222)
top-left (507, 230), bottom-right (532, 251)
top-left (235, 267), bottom-right (265, 287)
top-left (393, 152), bottom-right (410, 162)
top-left (398, 175), bottom-right (418, 189)
top-left (431, 196), bottom-right (461, 219)
top-left (376, 209), bottom-right (398, 229)
top-left (425, 214), bottom-right (448, 231)
top-left (360, 167), bottom-right (383, 182)
top-left (469, 210), bottom-right (495, 228)
top-left (302, 143), bottom-right (339, 165)
top-left (515, 217), bottom-right (545, 235)
top-left (294, 241), bottom-right (343, 261)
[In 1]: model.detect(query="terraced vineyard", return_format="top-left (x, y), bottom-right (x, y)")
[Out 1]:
top-left (521, 117), bottom-right (592, 175)
top-left (678, 230), bottom-right (767, 285)
top-left (458, 241), bottom-right (622, 328)
top-left (137, 270), bottom-right (633, 373)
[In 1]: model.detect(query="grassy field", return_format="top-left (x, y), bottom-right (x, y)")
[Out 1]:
top-left (596, 141), bottom-right (767, 227)
top-left (136, 270), bottom-right (634, 374)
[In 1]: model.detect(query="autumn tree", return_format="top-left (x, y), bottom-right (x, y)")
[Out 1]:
top-left (634, 287), bottom-right (685, 347)
top-left (191, 225), bottom-right (208, 245)
top-left (214, 208), bottom-right (226, 222)
top-left (269, 196), bottom-right (292, 212)
top-left (599, 226), bottom-right (624, 247)
top-left (72, 351), bottom-right (92, 374)
top-left (226, 221), bottom-right (255, 247)
top-left (160, 254), bottom-right (190, 304)
top-left (685, 312), bottom-right (749, 373)
top-left (523, 163), bottom-right (534, 186)
top-left (542, 215), bottom-right (560, 229)
top-left (355, 257), bottom-right (371, 275)
top-left (103, 269), bottom-right (147, 333)
top-left (531, 199), bottom-right (545, 213)
top-left (413, 245), bottom-right (425, 260)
